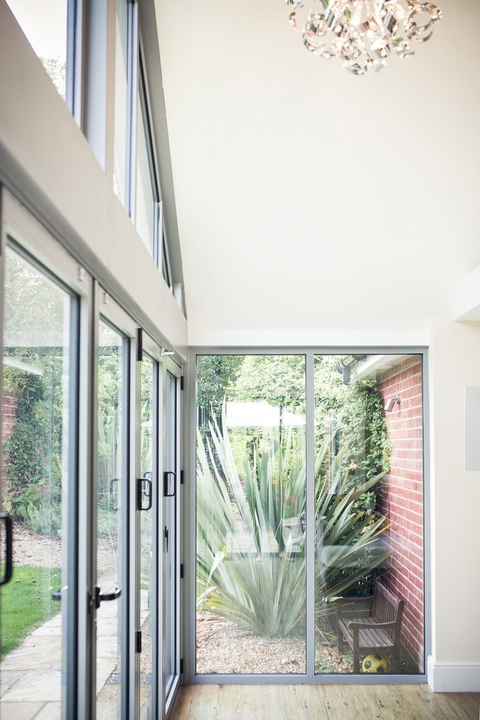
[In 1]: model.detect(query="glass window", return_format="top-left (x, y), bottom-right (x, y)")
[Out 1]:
top-left (139, 353), bottom-right (155, 715)
top-left (135, 61), bottom-right (159, 260)
top-left (313, 354), bottom-right (425, 676)
top-left (6, 0), bottom-right (68, 99)
top-left (196, 354), bottom-right (307, 675)
top-left (165, 371), bottom-right (179, 698)
top-left (113, 0), bottom-right (129, 205)
top-left (95, 320), bottom-right (127, 716)
top-left (161, 226), bottom-right (172, 290)
top-left (195, 352), bottom-right (425, 677)
top-left (1, 246), bottom-right (77, 716)
top-left (134, 54), bottom-right (173, 289)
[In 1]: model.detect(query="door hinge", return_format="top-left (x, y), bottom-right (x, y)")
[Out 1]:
top-left (180, 376), bottom-right (184, 390)
top-left (136, 630), bottom-right (142, 653)
top-left (180, 563), bottom-right (184, 579)
top-left (180, 470), bottom-right (184, 486)
top-left (180, 659), bottom-right (184, 675)
top-left (136, 327), bottom-right (143, 361)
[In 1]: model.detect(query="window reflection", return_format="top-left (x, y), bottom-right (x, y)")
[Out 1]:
top-left (6, 0), bottom-right (67, 99)
top-left (136, 62), bottom-right (158, 259)
top-left (113, 0), bottom-right (129, 204)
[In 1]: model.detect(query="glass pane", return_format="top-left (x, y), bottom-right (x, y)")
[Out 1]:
top-left (113, 0), bottom-right (129, 204)
top-left (165, 372), bottom-right (177, 696)
top-left (139, 355), bottom-right (154, 715)
top-left (6, 0), bottom-right (67, 99)
top-left (96, 321), bottom-right (126, 718)
top-left (196, 354), bottom-right (307, 675)
top-left (314, 354), bottom-right (424, 675)
top-left (1, 247), bottom-right (73, 718)
top-left (136, 69), bottom-right (157, 258)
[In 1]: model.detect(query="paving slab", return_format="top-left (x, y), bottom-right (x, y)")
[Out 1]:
top-left (0, 700), bottom-right (45, 720)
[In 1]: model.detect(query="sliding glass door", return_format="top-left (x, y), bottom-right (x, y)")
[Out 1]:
top-left (195, 352), bottom-right (425, 679)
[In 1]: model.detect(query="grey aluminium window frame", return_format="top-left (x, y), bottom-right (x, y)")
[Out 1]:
top-left (186, 346), bottom-right (431, 686)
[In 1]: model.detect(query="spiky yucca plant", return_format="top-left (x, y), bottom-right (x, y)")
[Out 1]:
top-left (196, 414), bottom-right (389, 638)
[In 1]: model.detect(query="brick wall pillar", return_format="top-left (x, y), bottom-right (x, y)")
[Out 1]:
top-left (2, 392), bottom-right (18, 444)
top-left (377, 356), bottom-right (424, 671)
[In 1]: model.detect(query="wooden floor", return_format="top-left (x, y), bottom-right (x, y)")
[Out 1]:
top-left (171, 684), bottom-right (480, 720)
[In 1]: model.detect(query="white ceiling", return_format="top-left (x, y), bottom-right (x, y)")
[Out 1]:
top-left (156, 0), bottom-right (480, 347)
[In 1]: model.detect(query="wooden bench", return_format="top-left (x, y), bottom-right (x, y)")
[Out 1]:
top-left (335, 580), bottom-right (404, 673)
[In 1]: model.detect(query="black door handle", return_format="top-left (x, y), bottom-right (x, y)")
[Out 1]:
top-left (52, 585), bottom-right (68, 601)
top-left (0, 512), bottom-right (13, 586)
top-left (164, 471), bottom-right (176, 498)
top-left (95, 585), bottom-right (122, 610)
top-left (109, 478), bottom-right (119, 511)
top-left (137, 477), bottom-right (152, 511)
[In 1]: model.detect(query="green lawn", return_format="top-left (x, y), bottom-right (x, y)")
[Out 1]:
top-left (0, 565), bottom-right (61, 659)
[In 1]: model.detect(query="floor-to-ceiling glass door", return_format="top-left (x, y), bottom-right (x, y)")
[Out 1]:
top-left (0, 190), bottom-right (185, 719)
top-left (195, 354), bottom-right (307, 676)
top-left (94, 300), bottom-right (136, 719)
top-left (0, 196), bottom-right (81, 719)
top-left (194, 352), bottom-right (425, 681)
top-left (138, 338), bottom-right (160, 720)
top-left (163, 367), bottom-right (181, 714)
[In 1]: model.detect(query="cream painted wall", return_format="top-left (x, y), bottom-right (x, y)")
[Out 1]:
top-left (428, 318), bottom-right (480, 691)
top-left (157, 0), bottom-right (480, 349)
top-left (456, 264), bottom-right (480, 322)
top-left (0, 2), bottom-right (187, 360)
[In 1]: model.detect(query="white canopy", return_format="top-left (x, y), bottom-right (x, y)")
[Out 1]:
top-left (225, 401), bottom-right (306, 428)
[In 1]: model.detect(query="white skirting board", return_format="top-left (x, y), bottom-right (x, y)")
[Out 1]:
top-left (428, 656), bottom-right (480, 692)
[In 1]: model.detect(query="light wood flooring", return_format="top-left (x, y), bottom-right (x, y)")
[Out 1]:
top-left (171, 684), bottom-right (480, 720)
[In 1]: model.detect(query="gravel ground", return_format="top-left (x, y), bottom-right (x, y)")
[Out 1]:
top-left (10, 524), bottom-right (117, 574)
top-left (196, 611), bottom-right (353, 675)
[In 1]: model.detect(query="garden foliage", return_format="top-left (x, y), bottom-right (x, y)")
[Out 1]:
top-left (197, 410), bottom-right (390, 638)
top-left (196, 354), bottom-right (391, 639)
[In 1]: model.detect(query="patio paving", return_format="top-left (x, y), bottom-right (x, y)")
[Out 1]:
top-left (1, 573), bottom-right (120, 720)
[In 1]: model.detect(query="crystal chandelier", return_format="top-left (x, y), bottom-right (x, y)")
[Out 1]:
top-left (286, 0), bottom-right (443, 75)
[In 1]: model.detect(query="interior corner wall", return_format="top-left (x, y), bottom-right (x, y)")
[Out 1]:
top-left (428, 318), bottom-right (480, 692)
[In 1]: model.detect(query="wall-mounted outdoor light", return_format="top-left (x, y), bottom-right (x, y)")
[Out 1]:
top-left (385, 394), bottom-right (401, 412)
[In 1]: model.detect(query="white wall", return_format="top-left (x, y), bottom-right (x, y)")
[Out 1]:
top-left (428, 318), bottom-right (480, 691)
top-left (157, 0), bottom-right (480, 349)
top-left (0, 1), bottom-right (187, 360)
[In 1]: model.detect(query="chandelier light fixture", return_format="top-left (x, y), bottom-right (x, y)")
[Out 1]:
top-left (286, 0), bottom-right (443, 75)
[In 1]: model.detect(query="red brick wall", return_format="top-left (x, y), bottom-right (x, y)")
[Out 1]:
top-left (377, 356), bottom-right (424, 671)
top-left (2, 392), bottom-right (18, 444)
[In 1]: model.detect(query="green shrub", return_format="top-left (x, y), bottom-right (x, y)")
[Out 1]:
top-left (196, 413), bottom-right (389, 639)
